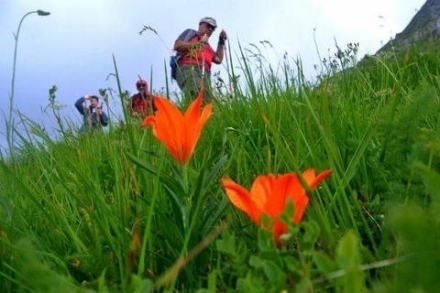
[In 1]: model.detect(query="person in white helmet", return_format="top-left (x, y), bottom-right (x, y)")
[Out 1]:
top-left (173, 17), bottom-right (228, 102)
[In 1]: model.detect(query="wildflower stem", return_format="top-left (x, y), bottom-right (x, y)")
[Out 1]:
top-left (181, 163), bottom-right (189, 194)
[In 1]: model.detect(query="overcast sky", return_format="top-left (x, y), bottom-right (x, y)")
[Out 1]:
top-left (0, 0), bottom-right (425, 150)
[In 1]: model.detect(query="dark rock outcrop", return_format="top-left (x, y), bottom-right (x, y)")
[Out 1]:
top-left (377, 0), bottom-right (440, 53)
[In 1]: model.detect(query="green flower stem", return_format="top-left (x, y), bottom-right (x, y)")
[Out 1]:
top-left (181, 162), bottom-right (189, 195)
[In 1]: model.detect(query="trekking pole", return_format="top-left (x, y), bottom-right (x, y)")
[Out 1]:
top-left (201, 49), bottom-right (206, 79)
top-left (224, 42), bottom-right (233, 97)
top-left (200, 46), bottom-right (206, 94)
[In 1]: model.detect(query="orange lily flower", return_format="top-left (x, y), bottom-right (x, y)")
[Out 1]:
top-left (142, 89), bottom-right (212, 164)
top-left (221, 169), bottom-right (332, 244)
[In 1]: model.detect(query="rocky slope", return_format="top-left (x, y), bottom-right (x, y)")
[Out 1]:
top-left (377, 0), bottom-right (440, 53)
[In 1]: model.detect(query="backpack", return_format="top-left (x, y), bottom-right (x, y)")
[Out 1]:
top-left (170, 29), bottom-right (197, 80)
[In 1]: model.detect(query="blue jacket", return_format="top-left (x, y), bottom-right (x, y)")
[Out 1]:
top-left (75, 97), bottom-right (109, 132)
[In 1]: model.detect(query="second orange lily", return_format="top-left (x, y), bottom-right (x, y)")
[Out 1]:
top-left (221, 169), bottom-right (332, 244)
top-left (142, 89), bottom-right (212, 164)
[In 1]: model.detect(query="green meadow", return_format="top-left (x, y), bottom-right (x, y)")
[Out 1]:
top-left (1, 42), bottom-right (440, 292)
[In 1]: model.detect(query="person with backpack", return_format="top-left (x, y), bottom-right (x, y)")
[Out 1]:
top-left (128, 79), bottom-right (157, 116)
top-left (75, 95), bottom-right (109, 132)
top-left (172, 17), bottom-right (228, 102)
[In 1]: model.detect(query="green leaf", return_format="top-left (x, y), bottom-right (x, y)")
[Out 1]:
top-left (237, 274), bottom-right (266, 293)
top-left (413, 162), bottom-right (440, 206)
top-left (130, 274), bottom-right (153, 293)
top-left (257, 216), bottom-right (276, 251)
top-left (312, 251), bottom-right (336, 274)
top-left (283, 256), bottom-right (301, 273)
top-left (127, 152), bottom-right (185, 196)
top-left (335, 230), bottom-right (365, 293)
top-left (249, 256), bottom-right (285, 284)
top-left (216, 232), bottom-right (236, 255)
top-left (262, 260), bottom-right (285, 283)
top-left (202, 154), bottom-right (228, 190)
top-left (249, 255), bottom-right (265, 268)
top-left (336, 230), bottom-right (360, 269)
top-left (301, 221), bottom-right (320, 250)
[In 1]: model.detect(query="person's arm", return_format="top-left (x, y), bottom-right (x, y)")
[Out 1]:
top-left (173, 29), bottom-right (199, 53)
top-left (75, 96), bottom-right (87, 114)
top-left (213, 30), bottom-right (228, 64)
top-left (98, 109), bottom-right (109, 126)
top-left (128, 95), bottom-right (136, 115)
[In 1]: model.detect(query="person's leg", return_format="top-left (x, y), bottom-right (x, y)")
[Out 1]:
top-left (202, 73), bottom-right (213, 102)
top-left (177, 65), bottom-right (214, 102)
top-left (176, 65), bottom-right (201, 98)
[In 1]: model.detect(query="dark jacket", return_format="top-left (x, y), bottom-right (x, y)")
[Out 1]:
top-left (75, 97), bottom-right (108, 132)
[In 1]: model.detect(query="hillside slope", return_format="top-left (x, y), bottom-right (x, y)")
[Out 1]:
top-left (377, 0), bottom-right (440, 53)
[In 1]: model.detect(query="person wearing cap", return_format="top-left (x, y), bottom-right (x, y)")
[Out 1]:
top-left (173, 17), bottom-right (228, 102)
top-left (129, 79), bottom-right (157, 116)
top-left (75, 94), bottom-right (109, 132)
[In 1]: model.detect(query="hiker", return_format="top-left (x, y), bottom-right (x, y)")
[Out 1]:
top-left (173, 17), bottom-right (228, 101)
top-left (75, 95), bottom-right (108, 132)
top-left (128, 79), bottom-right (157, 116)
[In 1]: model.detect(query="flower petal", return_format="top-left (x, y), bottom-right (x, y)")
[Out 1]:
top-left (288, 169), bottom-right (332, 223)
top-left (143, 90), bottom-right (213, 164)
top-left (142, 115), bottom-right (155, 127)
top-left (151, 97), bottom-right (186, 162)
top-left (181, 90), bottom-right (212, 163)
top-left (221, 178), bottom-right (261, 223)
top-left (303, 169), bottom-right (333, 190)
top-left (250, 174), bottom-right (277, 216)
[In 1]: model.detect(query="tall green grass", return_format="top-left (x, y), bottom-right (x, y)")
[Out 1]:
top-left (1, 42), bottom-right (440, 292)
